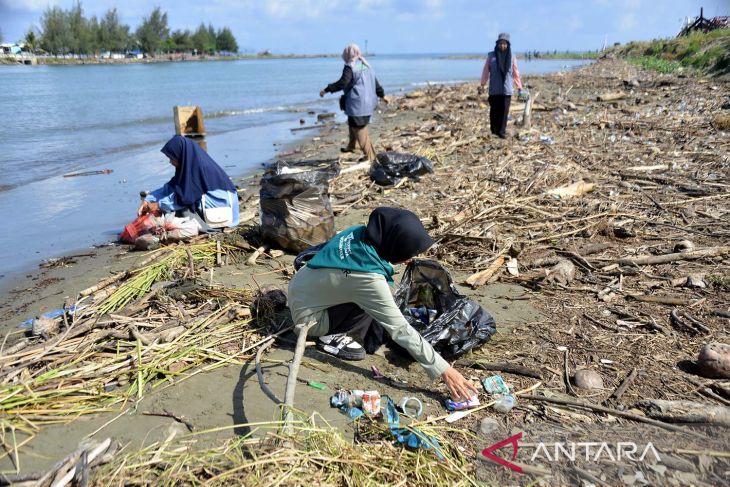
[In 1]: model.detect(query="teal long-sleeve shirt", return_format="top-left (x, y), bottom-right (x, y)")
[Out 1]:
top-left (288, 265), bottom-right (449, 380)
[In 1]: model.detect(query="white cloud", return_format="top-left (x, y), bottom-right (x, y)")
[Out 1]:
top-left (567, 14), bottom-right (583, 32)
top-left (262, 0), bottom-right (340, 19)
top-left (2, 0), bottom-right (57, 12)
top-left (619, 13), bottom-right (636, 30)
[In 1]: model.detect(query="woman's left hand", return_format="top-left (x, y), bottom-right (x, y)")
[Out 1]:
top-left (319, 89), bottom-right (326, 97)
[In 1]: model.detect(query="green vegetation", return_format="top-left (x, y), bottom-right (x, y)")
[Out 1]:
top-left (535, 50), bottom-right (600, 60)
top-left (34, 0), bottom-right (238, 56)
top-left (611, 28), bottom-right (730, 76)
top-left (628, 56), bottom-right (682, 74)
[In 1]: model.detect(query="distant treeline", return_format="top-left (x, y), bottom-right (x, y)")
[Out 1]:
top-left (25, 1), bottom-right (238, 56)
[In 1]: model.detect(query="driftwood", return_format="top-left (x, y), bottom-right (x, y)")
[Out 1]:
top-left (628, 295), bottom-right (691, 306)
top-left (522, 394), bottom-right (706, 437)
top-left (465, 255), bottom-right (505, 288)
top-left (596, 92), bottom-right (627, 102)
top-left (618, 246), bottom-right (730, 266)
top-left (521, 91), bottom-right (539, 128)
top-left (455, 360), bottom-right (542, 379)
top-left (246, 246), bottom-right (267, 266)
top-left (78, 270), bottom-right (129, 297)
top-left (283, 321), bottom-right (314, 434)
top-left (636, 399), bottom-right (730, 427)
top-left (670, 308), bottom-right (710, 334)
top-left (605, 367), bottom-right (638, 405)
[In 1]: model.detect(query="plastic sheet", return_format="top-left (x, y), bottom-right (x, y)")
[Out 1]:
top-left (370, 152), bottom-right (434, 186)
top-left (394, 259), bottom-right (497, 358)
top-left (260, 160), bottom-right (340, 253)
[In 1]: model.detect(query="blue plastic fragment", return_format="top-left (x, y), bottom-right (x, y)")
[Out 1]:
top-left (18, 307), bottom-right (76, 329)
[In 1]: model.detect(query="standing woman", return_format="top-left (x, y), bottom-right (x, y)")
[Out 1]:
top-left (478, 33), bottom-right (524, 139)
top-left (320, 44), bottom-right (388, 162)
top-left (138, 135), bottom-right (240, 229)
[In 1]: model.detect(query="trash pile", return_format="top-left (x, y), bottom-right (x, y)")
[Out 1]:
top-left (259, 159), bottom-right (340, 252)
top-left (119, 212), bottom-right (199, 249)
top-left (395, 259), bottom-right (497, 358)
top-left (369, 151), bottom-right (434, 186)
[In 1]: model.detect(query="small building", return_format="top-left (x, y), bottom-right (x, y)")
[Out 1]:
top-left (1, 43), bottom-right (22, 55)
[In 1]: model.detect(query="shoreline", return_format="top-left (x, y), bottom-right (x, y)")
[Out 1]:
top-left (1, 58), bottom-right (728, 483)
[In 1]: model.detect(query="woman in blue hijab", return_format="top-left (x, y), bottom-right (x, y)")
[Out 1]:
top-left (138, 135), bottom-right (240, 228)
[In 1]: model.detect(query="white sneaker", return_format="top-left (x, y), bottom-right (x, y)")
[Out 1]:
top-left (316, 333), bottom-right (366, 360)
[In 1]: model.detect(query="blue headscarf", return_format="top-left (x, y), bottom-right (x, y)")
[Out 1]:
top-left (161, 135), bottom-right (236, 207)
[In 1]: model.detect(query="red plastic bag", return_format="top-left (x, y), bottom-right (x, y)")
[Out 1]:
top-left (120, 214), bottom-right (157, 244)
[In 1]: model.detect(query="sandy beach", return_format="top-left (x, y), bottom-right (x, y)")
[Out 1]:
top-left (1, 58), bottom-right (729, 485)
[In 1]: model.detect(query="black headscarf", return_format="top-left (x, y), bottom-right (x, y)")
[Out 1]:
top-left (161, 135), bottom-right (236, 207)
top-left (365, 207), bottom-right (434, 264)
top-left (495, 40), bottom-right (512, 79)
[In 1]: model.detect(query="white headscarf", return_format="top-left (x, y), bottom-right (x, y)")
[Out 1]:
top-left (342, 43), bottom-right (370, 68)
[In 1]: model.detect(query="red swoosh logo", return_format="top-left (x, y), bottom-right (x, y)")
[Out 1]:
top-left (481, 432), bottom-right (523, 473)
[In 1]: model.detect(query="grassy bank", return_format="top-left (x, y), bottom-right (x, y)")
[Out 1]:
top-left (536, 50), bottom-right (600, 60)
top-left (610, 28), bottom-right (730, 76)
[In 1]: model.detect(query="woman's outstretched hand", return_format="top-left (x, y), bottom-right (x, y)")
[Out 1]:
top-left (319, 89), bottom-right (326, 97)
top-left (441, 366), bottom-right (479, 401)
top-left (137, 201), bottom-right (159, 216)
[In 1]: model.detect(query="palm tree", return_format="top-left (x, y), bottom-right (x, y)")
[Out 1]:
top-left (25, 30), bottom-right (37, 54)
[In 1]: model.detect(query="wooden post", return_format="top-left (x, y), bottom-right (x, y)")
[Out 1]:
top-left (173, 106), bottom-right (206, 137)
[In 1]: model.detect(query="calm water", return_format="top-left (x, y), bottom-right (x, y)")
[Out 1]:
top-left (0, 55), bottom-right (588, 277)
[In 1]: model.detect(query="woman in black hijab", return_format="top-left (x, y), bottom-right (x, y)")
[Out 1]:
top-left (288, 207), bottom-right (479, 401)
top-left (478, 33), bottom-right (524, 138)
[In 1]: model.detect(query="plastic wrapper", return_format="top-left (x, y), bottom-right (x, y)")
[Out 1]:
top-left (260, 160), bottom-right (340, 253)
top-left (370, 152), bottom-right (434, 186)
top-left (394, 259), bottom-right (497, 358)
top-left (159, 214), bottom-right (199, 241)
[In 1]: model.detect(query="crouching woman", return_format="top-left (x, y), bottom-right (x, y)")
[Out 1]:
top-left (139, 135), bottom-right (239, 229)
top-left (288, 207), bottom-right (478, 401)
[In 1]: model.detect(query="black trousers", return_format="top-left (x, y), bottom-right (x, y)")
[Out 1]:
top-left (326, 303), bottom-right (386, 354)
top-left (488, 95), bottom-right (511, 137)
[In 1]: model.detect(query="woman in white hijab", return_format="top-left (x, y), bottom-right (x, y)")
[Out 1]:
top-left (319, 44), bottom-right (389, 161)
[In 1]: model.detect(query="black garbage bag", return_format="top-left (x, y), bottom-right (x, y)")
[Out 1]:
top-left (260, 160), bottom-right (340, 253)
top-left (394, 259), bottom-right (496, 358)
top-left (370, 151), bottom-right (434, 186)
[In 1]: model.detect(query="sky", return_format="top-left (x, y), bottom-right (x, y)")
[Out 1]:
top-left (0, 0), bottom-right (727, 53)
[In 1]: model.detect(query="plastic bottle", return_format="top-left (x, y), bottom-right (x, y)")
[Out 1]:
top-left (493, 394), bottom-right (515, 414)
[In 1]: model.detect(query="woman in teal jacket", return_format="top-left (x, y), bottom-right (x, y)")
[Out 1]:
top-left (288, 207), bottom-right (478, 401)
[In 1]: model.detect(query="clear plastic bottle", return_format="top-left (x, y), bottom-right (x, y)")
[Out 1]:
top-left (493, 394), bottom-right (515, 413)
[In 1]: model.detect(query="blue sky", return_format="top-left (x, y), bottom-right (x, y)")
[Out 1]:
top-left (0, 0), bottom-right (727, 53)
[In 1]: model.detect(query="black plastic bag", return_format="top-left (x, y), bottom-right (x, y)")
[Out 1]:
top-left (394, 259), bottom-right (496, 358)
top-left (260, 160), bottom-right (340, 253)
top-left (370, 152), bottom-right (434, 186)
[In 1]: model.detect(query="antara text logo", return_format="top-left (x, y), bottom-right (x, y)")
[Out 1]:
top-left (481, 432), bottom-right (661, 474)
